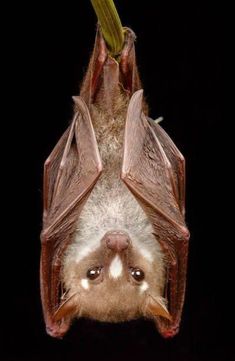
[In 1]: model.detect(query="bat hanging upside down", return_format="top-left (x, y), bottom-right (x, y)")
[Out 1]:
top-left (40, 28), bottom-right (190, 339)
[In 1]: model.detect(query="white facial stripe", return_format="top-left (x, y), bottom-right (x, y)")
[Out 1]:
top-left (140, 281), bottom-right (149, 293)
top-left (139, 248), bottom-right (153, 263)
top-left (109, 255), bottom-right (123, 279)
top-left (81, 278), bottom-right (89, 290)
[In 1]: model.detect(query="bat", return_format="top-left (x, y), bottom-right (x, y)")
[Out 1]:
top-left (40, 28), bottom-right (190, 339)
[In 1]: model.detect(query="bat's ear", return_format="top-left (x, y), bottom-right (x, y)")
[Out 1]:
top-left (53, 293), bottom-right (78, 322)
top-left (145, 295), bottom-right (172, 321)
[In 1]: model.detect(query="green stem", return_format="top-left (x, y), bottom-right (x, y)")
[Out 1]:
top-left (90, 0), bottom-right (124, 57)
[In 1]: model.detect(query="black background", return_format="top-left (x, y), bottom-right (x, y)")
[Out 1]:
top-left (3, 1), bottom-right (227, 360)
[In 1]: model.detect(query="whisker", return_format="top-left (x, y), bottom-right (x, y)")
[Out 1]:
top-left (53, 292), bottom-right (79, 321)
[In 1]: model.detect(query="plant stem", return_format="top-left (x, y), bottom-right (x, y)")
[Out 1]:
top-left (90, 0), bottom-right (124, 57)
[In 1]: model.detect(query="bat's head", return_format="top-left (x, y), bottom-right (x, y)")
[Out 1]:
top-left (57, 227), bottom-right (171, 326)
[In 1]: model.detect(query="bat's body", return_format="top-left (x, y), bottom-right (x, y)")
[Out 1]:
top-left (62, 91), bottom-right (165, 322)
top-left (40, 29), bottom-right (189, 339)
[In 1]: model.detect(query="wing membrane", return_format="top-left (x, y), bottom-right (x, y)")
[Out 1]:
top-left (122, 90), bottom-right (189, 337)
top-left (40, 97), bottom-right (102, 337)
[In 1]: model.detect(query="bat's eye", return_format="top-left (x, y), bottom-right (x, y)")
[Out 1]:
top-left (87, 266), bottom-right (102, 280)
top-left (130, 268), bottom-right (145, 282)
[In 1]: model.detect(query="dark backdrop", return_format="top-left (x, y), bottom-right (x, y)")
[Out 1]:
top-left (3, 1), bottom-right (227, 360)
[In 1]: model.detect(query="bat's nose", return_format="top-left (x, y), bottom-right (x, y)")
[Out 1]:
top-left (104, 231), bottom-right (130, 252)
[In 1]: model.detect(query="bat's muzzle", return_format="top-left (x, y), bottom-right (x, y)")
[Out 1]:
top-left (103, 230), bottom-right (130, 253)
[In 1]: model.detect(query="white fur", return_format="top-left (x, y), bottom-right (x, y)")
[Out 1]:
top-left (140, 281), bottom-right (149, 293)
top-left (63, 105), bottom-right (163, 268)
top-left (81, 278), bottom-right (89, 290)
top-left (109, 255), bottom-right (123, 279)
top-left (62, 96), bottom-right (164, 293)
top-left (139, 248), bottom-right (153, 263)
top-left (68, 179), bottom-right (162, 260)
top-left (75, 244), bottom-right (98, 264)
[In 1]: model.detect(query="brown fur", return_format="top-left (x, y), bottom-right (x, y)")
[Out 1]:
top-left (41, 28), bottom-right (189, 339)
top-left (61, 88), bottom-right (167, 323)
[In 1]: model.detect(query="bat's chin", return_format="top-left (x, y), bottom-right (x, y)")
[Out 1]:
top-left (80, 307), bottom-right (141, 324)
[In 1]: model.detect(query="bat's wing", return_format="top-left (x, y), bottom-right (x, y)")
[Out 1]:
top-left (40, 97), bottom-right (102, 338)
top-left (149, 118), bottom-right (186, 216)
top-left (121, 90), bottom-right (190, 338)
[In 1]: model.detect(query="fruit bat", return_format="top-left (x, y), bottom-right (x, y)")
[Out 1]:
top-left (40, 28), bottom-right (190, 339)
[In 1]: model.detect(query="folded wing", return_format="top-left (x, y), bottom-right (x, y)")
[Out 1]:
top-left (122, 90), bottom-right (190, 338)
top-left (40, 97), bottom-right (102, 338)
